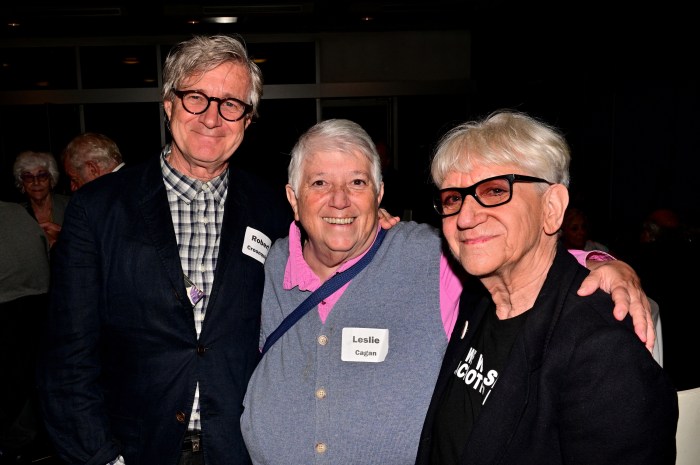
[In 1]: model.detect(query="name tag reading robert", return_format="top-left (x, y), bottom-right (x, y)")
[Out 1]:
top-left (242, 226), bottom-right (272, 264)
top-left (341, 327), bottom-right (389, 362)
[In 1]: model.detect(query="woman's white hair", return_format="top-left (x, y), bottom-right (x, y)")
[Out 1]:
top-left (287, 119), bottom-right (383, 194)
top-left (431, 109), bottom-right (570, 188)
top-left (13, 150), bottom-right (60, 191)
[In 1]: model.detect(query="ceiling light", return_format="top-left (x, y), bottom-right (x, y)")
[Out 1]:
top-left (204, 16), bottom-right (238, 24)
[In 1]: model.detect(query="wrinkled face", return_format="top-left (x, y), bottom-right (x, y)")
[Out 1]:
top-left (163, 61), bottom-right (252, 178)
top-left (440, 163), bottom-right (550, 277)
top-left (21, 168), bottom-right (52, 201)
top-left (286, 150), bottom-right (384, 266)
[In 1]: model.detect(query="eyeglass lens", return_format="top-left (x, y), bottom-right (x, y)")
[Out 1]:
top-left (434, 174), bottom-right (552, 217)
top-left (178, 91), bottom-right (249, 121)
top-left (21, 171), bottom-right (50, 183)
top-left (438, 177), bottom-right (513, 215)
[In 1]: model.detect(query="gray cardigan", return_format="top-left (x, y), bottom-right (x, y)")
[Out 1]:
top-left (242, 221), bottom-right (448, 465)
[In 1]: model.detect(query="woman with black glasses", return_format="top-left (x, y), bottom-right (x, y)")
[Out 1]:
top-left (416, 110), bottom-right (678, 465)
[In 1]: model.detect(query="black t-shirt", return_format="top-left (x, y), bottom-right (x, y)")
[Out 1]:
top-left (429, 305), bottom-right (528, 465)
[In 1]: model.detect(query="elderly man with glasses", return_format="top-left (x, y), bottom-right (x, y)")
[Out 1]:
top-left (36, 34), bottom-right (291, 465)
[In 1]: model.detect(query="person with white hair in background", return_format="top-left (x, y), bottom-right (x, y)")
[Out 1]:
top-left (12, 150), bottom-right (70, 248)
top-left (61, 132), bottom-right (125, 191)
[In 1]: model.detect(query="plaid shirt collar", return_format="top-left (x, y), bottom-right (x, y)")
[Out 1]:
top-left (160, 145), bottom-right (228, 205)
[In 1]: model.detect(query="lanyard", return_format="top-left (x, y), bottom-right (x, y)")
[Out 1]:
top-left (261, 228), bottom-right (388, 355)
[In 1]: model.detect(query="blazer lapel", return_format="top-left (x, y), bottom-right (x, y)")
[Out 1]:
top-left (135, 157), bottom-right (189, 307)
top-left (461, 329), bottom-right (532, 464)
top-left (419, 280), bottom-right (489, 458)
top-left (438, 284), bottom-right (489, 395)
top-left (206, 167), bottom-right (250, 314)
top-left (461, 245), bottom-right (585, 464)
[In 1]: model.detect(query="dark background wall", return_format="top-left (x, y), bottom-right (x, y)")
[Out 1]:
top-left (467, 6), bottom-right (699, 254)
top-left (0, 1), bottom-right (697, 257)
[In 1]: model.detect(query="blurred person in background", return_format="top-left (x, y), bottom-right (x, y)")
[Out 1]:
top-left (12, 151), bottom-right (70, 248)
top-left (0, 201), bottom-right (51, 465)
top-left (629, 207), bottom-right (700, 390)
top-left (560, 205), bottom-right (611, 253)
top-left (61, 132), bottom-right (124, 192)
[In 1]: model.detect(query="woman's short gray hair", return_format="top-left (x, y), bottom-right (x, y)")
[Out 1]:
top-left (288, 119), bottom-right (383, 194)
top-left (162, 34), bottom-right (263, 118)
top-left (431, 110), bottom-right (571, 188)
top-left (13, 150), bottom-right (60, 190)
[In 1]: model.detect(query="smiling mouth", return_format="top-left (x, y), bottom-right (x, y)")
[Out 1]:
top-left (323, 217), bottom-right (355, 224)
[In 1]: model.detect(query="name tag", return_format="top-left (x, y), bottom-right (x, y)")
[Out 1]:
top-left (341, 327), bottom-right (389, 363)
top-left (184, 274), bottom-right (204, 306)
top-left (242, 226), bottom-right (272, 264)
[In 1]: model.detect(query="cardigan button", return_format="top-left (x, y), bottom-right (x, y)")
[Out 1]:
top-left (315, 442), bottom-right (327, 454)
top-left (176, 411), bottom-right (186, 423)
top-left (315, 388), bottom-right (327, 399)
top-left (317, 335), bottom-right (328, 346)
top-left (196, 344), bottom-right (206, 355)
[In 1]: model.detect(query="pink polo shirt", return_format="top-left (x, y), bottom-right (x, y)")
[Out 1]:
top-left (282, 222), bottom-right (603, 340)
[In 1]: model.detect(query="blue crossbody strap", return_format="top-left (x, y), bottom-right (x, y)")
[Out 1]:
top-left (261, 227), bottom-right (388, 356)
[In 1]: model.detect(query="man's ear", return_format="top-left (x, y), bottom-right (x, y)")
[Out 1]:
top-left (285, 184), bottom-right (300, 221)
top-left (85, 160), bottom-right (101, 177)
top-left (543, 184), bottom-right (569, 235)
top-left (163, 99), bottom-right (172, 121)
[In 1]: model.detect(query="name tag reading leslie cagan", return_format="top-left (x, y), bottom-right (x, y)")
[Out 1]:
top-left (341, 327), bottom-right (389, 362)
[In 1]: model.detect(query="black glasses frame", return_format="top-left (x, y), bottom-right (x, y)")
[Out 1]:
top-left (173, 90), bottom-right (253, 122)
top-left (433, 174), bottom-right (553, 217)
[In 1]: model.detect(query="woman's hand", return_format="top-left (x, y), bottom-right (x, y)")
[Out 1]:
top-left (39, 221), bottom-right (62, 248)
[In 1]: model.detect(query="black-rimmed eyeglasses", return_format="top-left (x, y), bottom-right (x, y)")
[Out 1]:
top-left (433, 174), bottom-right (553, 217)
top-left (173, 90), bottom-right (253, 122)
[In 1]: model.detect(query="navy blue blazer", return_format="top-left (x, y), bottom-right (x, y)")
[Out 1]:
top-left (37, 154), bottom-right (291, 465)
top-left (416, 245), bottom-right (678, 465)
